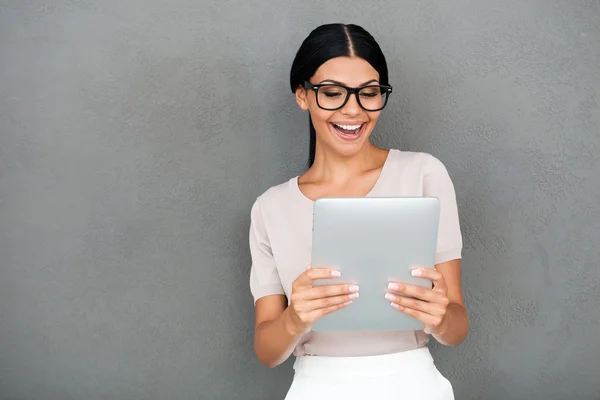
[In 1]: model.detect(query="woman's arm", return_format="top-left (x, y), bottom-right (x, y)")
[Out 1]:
top-left (254, 295), bottom-right (304, 368)
top-left (253, 267), bottom-right (357, 368)
top-left (431, 259), bottom-right (469, 346)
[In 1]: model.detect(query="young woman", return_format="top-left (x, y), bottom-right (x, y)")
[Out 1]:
top-left (248, 23), bottom-right (469, 399)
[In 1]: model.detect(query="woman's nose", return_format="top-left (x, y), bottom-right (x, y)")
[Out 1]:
top-left (340, 93), bottom-right (362, 116)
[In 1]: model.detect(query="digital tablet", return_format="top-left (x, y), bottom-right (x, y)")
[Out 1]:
top-left (310, 197), bottom-right (440, 332)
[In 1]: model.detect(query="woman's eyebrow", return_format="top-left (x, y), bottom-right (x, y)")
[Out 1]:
top-left (318, 79), bottom-right (380, 86)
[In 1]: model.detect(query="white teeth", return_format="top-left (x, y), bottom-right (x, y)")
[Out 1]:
top-left (334, 123), bottom-right (363, 130)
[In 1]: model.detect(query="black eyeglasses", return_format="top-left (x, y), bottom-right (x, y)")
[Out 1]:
top-left (304, 81), bottom-right (393, 111)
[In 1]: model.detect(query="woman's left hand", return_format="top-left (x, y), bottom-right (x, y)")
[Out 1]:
top-left (385, 268), bottom-right (450, 335)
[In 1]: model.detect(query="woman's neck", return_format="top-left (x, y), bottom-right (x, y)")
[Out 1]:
top-left (304, 143), bottom-right (388, 185)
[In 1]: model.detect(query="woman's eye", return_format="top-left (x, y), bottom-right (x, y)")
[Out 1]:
top-left (360, 88), bottom-right (380, 98)
top-left (323, 91), bottom-right (343, 98)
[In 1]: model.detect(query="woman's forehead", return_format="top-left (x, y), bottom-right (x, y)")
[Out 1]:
top-left (312, 57), bottom-right (380, 86)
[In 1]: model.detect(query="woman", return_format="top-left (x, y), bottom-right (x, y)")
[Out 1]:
top-left (248, 23), bottom-right (469, 399)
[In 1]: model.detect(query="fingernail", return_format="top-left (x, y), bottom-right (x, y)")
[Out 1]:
top-left (348, 285), bottom-right (359, 292)
top-left (331, 270), bottom-right (341, 277)
top-left (388, 283), bottom-right (400, 291)
top-left (349, 292), bottom-right (359, 299)
top-left (384, 293), bottom-right (394, 301)
top-left (390, 302), bottom-right (400, 309)
top-left (411, 269), bottom-right (422, 277)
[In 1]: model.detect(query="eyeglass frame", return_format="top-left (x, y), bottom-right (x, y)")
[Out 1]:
top-left (303, 81), bottom-right (393, 111)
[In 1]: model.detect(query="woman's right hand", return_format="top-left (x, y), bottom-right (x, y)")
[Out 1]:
top-left (287, 264), bottom-right (359, 334)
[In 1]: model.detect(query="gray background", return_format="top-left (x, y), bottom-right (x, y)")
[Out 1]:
top-left (1, 0), bottom-right (599, 399)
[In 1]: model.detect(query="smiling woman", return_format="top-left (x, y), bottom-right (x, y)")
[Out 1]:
top-left (289, 27), bottom-right (392, 167)
top-left (248, 23), bottom-right (469, 399)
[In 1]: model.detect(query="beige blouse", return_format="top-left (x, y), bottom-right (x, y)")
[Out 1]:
top-left (248, 149), bottom-right (463, 357)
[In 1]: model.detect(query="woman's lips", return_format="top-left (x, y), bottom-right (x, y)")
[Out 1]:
top-left (329, 122), bottom-right (366, 142)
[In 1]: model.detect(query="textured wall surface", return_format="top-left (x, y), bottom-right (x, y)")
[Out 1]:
top-left (1, 0), bottom-right (599, 399)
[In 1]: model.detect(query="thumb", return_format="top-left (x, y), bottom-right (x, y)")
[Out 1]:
top-left (306, 263), bottom-right (312, 270)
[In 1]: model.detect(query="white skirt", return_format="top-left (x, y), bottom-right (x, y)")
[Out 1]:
top-left (284, 347), bottom-right (454, 400)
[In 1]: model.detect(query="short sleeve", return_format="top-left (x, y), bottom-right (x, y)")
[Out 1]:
top-left (248, 199), bottom-right (285, 304)
top-left (422, 154), bottom-right (463, 264)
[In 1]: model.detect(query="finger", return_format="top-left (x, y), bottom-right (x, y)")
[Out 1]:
top-left (294, 267), bottom-right (341, 287)
top-left (411, 267), bottom-right (444, 283)
top-left (295, 291), bottom-right (356, 315)
top-left (302, 284), bottom-right (359, 300)
top-left (312, 299), bottom-right (354, 319)
top-left (385, 292), bottom-right (447, 315)
top-left (387, 282), bottom-right (441, 302)
top-left (310, 293), bottom-right (359, 312)
top-left (306, 267), bottom-right (341, 282)
top-left (390, 303), bottom-right (444, 327)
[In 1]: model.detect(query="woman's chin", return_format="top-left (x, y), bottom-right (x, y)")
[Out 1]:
top-left (327, 136), bottom-right (372, 159)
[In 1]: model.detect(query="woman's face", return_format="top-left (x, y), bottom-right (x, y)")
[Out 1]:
top-left (296, 56), bottom-right (383, 160)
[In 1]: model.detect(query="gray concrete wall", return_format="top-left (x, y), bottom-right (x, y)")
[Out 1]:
top-left (1, 1), bottom-right (598, 399)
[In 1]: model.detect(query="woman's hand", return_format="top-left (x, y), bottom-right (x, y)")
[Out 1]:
top-left (385, 268), bottom-right (450, 334)
top-left (287, 264), bottom-right (359, 334)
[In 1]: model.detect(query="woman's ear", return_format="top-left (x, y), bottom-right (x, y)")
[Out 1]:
top-left (295, 86), bottom-right (309, 111)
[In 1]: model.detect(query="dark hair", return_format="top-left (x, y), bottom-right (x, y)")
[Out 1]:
top-left (289, 23), bottom-right (389, 167)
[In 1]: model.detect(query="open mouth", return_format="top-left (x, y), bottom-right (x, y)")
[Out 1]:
top-left (330, 122), bottom-right (367, 141)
